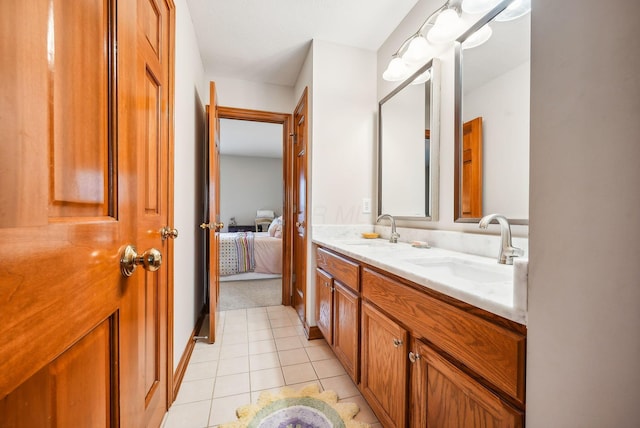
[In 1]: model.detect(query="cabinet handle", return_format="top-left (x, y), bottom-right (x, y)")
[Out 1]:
top-left (409, 351), bottom-right (421, 363)
top-left (393, 338), bottom-right (403, 348)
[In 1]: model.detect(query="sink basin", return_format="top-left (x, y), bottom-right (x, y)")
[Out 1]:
top-left (341, 239), bottom-right (394, 248)
top-left (405, 257), bottom-right (511, 284)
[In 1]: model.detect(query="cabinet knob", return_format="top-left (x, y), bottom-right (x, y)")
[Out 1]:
top-left (409, 351), bottom-right (421, 363)
top-left (393, 338), bottom-right (403, 348)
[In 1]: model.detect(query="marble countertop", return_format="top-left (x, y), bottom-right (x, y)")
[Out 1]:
top-left (313, 236), bottom-right (528, 325)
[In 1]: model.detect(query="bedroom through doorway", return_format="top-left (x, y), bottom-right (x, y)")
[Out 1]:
top-left (216, 109), bottom-right (290, 311)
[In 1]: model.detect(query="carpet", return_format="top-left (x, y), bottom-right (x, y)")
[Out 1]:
top-left (219, 278), bottom-right (282, 311)
top-left (219, 384), bottom-right (370, 428)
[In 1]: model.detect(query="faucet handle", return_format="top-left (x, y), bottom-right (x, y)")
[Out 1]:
top-left (390, 231), bottom-right (400, 243)
top-left (507, 246), bottom-right (525, 257)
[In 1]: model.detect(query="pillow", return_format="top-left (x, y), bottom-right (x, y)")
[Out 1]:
top-left (273, 224), bottom-right (283, 239)
top-left (268, 216), bottom-right (283, 237)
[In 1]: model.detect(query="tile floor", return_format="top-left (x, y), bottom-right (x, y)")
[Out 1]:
top-left (161, 305), bottom-right (381, 428)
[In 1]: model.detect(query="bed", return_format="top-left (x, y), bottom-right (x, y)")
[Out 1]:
top-left (219, 231), bottom-right (282, 276)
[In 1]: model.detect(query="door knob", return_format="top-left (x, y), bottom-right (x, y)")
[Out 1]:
top-left (409, 351), bottom-right (421, 363)
top-left (295, 221), bottom-right (305, 228)
top-left (200, 222), bottom-right (224, 231)
top-left (120, 245), bottom-right (162, 277)
top-left (160, 226), bottom-right (179, 240)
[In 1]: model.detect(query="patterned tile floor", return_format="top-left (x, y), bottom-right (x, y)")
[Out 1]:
top-left (161, 305), bottom-right (381, 428)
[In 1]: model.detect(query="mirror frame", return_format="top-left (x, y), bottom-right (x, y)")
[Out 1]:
top-left (378, 59), bottom-right (440, 221)
top-left (453, 0), bottom-right (529, 225)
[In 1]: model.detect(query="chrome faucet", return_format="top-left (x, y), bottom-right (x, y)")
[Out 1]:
top-left (377, 214), bottom-right (400, 243)
top-left (479, 213), bottom-right (524, 265)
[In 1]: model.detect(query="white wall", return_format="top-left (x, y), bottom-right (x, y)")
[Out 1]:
top-left (219, 155), bottom-right (283, 229)
top-left (173, 0), bottom-right (206, 370)
top-left (204, 75), bottom-right (295, 112)
top-left (527, 0), bottom-right (640, 425)
top-left (311, 40), bottom-right (378, 226)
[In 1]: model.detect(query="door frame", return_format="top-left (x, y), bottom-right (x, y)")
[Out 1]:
top-left (217, 107), bottom-right (293, 305)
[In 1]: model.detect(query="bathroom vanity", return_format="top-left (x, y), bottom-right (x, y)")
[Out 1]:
top-left (313, 237), bottom-right (526, 428)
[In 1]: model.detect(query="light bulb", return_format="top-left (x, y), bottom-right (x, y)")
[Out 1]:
top-left (427, 9), bottom-right (462, 44)
top-left (382, 57), bottom-right (410, 82)
top-left (495, 0), bottom-right (531, 21)
top-left (402, 36), bottom-right (432, 66)
top-left (411, 70), bottom-right (431, 85)
top-left (462, 24), bottom-right (492, 49)
top-left (462, 0), bottom-right (502, 14)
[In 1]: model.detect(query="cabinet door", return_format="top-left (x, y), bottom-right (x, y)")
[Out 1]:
top-left (315, 268), bottom-right (333, 345)
top-left (333, 281), bottom-right (360, 383)
top-left (410, 340), bottom-right (523, 428)
top-left (361, 302), bottom-right (408, 428)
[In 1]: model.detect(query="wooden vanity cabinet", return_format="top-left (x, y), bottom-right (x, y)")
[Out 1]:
top-left (361, 302), bottom-right (408, 428)
top-left (409, 339), bottom-right (523, 428)
top-left (315, 268), bottom-right (333, 345)
top-left (314, 247), bottom-right (360, 382)
top-left (313, 245), bottom-right (526, 427)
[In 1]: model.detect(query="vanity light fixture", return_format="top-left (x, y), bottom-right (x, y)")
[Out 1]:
top-left (410, 69), bottom-right (431, 85)
top-left (382, 0), bottom-right (495, 82)
top-left (382, 56), bottom-right (411, 81)
top-left (495, 0), bottom-right (530, 21)
top-left (462, 23), bottom-right (492, 49)
top-left (461, 0), bottom-right (502, 14)
top-left (427, 8), bottom-right (463, 44)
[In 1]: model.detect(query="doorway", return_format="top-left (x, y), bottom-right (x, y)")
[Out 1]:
top-left (214, 107), bottom-right (293, 311)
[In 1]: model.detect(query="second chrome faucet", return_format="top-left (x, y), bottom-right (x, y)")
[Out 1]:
top-left (479, 213), bottom-right (524, 264)
top-left (377, 214), bottom-right (400, 243)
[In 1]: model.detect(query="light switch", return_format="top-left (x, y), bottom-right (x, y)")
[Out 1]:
top-left (362, 198), bottom-right (371, 214)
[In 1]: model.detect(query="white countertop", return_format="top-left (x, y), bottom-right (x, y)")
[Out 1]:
top-left (313, 236), bottom-right (528, 325)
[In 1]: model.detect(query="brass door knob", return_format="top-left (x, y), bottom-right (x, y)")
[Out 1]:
top-left (200, 222), bottom-right (224, 231)
top-left (120, 245), bottom-right (162, 277)
top-left (295, 221), bottom-right (306, 228)
top-left (161, 226), bottom-right (179, 240)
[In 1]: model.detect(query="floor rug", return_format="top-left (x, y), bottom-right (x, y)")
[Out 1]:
top-left (219, 278), bottom-right (282, 311)
top-left (219, 384), bottom-right (370, 428)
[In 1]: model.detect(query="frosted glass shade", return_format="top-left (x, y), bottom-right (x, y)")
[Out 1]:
top-left (427, 9), bottom-right (461, 44)
top-left (402, 36), bottom-right (432, 66)
top-left (462, 24), bottom-right (492, 49)
top-left (462, 0), bottom-right (502, 14)
top-left (495, 0), bottom-right (531, 21)
top-left (411, 70), bottom-right (431, 85)
top-left (383, 57), bottom-right (410, 82)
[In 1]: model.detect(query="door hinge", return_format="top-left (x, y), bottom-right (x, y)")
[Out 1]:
top-left (290, 133), bottom-right (297, 144)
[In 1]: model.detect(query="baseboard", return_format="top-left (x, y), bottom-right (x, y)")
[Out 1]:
top-left (172, 307), bottom-right (206, 402)
top-left (304, 324), bottom-right (323, 340)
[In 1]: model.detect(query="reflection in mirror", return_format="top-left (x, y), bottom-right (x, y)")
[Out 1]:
top-left (454, 4), bottom-right (530, 223)
top-left (379, 60), bottom-right (439, 220)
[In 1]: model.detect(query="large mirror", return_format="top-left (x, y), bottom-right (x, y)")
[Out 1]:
top-left (378, 60), bottom-right (440, 220)
top-left (454, 3), bottom-right (530, 223)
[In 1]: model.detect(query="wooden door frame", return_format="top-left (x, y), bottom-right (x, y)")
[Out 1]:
top-left (217, 107), bottom-right (293, 306)
top-left (164, 0), bottom-right (176, 407)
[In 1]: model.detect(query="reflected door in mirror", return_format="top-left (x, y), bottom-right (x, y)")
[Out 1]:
top-left (462, 117), bottom-right (482, 218)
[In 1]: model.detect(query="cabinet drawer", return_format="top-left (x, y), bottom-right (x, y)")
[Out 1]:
top-left (362, 268), bottom-right (525, 405)
top-left (316, 247), bottom-right (360, 292)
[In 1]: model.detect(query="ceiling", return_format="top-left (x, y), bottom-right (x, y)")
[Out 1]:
top-left (186, 0), bottom-right (420, 87)
top-left (188, 0), bottom-right (420, 157)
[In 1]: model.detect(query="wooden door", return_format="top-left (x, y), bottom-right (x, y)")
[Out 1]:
top-left (204, 82), bottom-right (221, 344)
top-left (0, 0), bottom-right (172, 426)
top-left (292, 88), bottom-right (309, 324)
top-left (333, 282), bottom-right (360, 383)
top-left (361, 302), bottom-right (409, 428)
top-left (461, 117), bottom-right (483, 218)
top-left (315, 269), bottom-right (333, 345)
top-left (136, 0), bottom-right (175, 424)
top-left (410, 340), bottom-right (522, 428)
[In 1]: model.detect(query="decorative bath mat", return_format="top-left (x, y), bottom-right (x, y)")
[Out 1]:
top-left (219, 384), bottom-right (371, 428)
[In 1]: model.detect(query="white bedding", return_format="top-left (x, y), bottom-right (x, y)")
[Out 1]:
top-left (254, 232), bottom-right (282, 274)
top-left (219, 232), bottom-right (282, 276)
